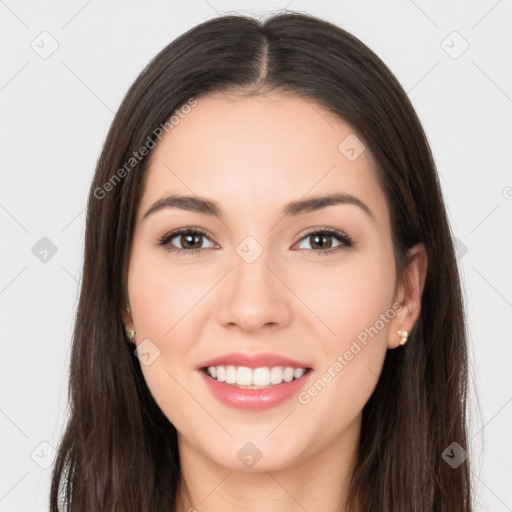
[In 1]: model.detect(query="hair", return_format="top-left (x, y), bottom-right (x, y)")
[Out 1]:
top-left (49, 11), bottom-right (473, 512)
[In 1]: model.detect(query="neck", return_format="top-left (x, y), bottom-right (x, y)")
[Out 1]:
top-left (175, 414), bottom-right (361, 512)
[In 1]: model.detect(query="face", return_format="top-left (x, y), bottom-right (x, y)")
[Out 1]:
top-left (123, 92), bottom-right (414, 472)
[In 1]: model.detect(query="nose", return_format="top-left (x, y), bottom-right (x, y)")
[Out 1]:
top-left (217, 244), bottom-right (292, 333)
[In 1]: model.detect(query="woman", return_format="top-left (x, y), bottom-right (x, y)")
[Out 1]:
top-left (50, 11), bottom-right (473, 512)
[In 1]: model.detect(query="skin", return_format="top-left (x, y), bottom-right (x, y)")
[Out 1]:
top-left (122, 93), bottom-right (428, 512)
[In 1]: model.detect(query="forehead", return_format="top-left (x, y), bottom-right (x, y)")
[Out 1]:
top-left (138, 93), bottom-right (387, 223)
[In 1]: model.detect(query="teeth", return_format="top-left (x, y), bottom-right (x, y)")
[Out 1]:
top-left (237, 366), bottom-right (253, 386)
top-left (225, 365), bottom-right (237, 384)
top-left (205, 365), bottom-right (308, 387)
top-left (293, 368), bottom-right (305, 379)
top-left (270, 366), bottom-right (283, 385)
top-left (283, 367), bottom-right (294, 382)
top-left (252, 367), bottom-right (270, 386)
top-left (216, 366), bottom-right (225, 382)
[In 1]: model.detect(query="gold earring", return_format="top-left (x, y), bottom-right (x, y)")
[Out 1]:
top-left (126, 328), bottom-right (136, 341)
top-left (397, 329), bottom-right (408, 346)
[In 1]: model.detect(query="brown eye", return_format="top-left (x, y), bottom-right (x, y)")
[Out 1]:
top-left (296, 228), bottom-right (354, 255)
top-left (156, 228), bottom-right (216, 254)
top-left (177, 232), bottom-right (203, 249)
top-left (155, 226), bottom-right (354, 256)
top-left (308, 233), bottom-right (336, 250)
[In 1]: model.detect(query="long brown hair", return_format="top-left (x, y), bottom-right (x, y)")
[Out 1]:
top-left (50, 12), bottom-right (473, 511)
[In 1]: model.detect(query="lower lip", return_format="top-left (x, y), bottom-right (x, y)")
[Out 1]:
top-left (199, 369), bottom-right (313, 411)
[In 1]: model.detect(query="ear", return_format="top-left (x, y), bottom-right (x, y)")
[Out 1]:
top-left (122, 298), bottom-right (135, 344)
top-left (387, 242), bottom-right (428, 349)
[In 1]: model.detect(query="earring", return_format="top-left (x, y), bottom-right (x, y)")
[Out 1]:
top-left (397, 329), bottom-right (408, 346)
top-left (126, 328), bottom-right (136, 341)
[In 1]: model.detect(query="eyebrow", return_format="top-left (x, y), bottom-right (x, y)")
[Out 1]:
top-left (142, 193), bottom-right (374, 222)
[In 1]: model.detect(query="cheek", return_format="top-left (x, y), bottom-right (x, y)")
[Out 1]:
top-left (128, 247), bottom-right (209, 340)
top-left (292, 250), bottom-right (396, 343)
top-left (127, 250), bottom-right (209, 429)
top-left (293, 250), bottom-right (395, 413)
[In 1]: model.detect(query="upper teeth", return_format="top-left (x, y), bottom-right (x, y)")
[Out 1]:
top-left (206, 365), bottom-right (306, 387)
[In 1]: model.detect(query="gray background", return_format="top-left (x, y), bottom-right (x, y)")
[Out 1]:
top-left (1, 0), bottom-right (511, 510)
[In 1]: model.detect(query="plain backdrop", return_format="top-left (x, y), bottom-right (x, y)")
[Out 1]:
top-left (1, 1), bottom-right (511, 510)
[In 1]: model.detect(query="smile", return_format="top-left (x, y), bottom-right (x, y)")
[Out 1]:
top-left (199, 365), bottom-right (313, 410)
top-left (204, 365), bottom-right (308, 388)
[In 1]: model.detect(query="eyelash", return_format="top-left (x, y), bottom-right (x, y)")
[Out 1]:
top-left (154, 226), bottom-right (355, 257)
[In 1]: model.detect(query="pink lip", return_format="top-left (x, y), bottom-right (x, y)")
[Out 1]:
top-left (199, 368), bottom-right (313, 411)
top-left (197, 352), bottom-right (312, 370)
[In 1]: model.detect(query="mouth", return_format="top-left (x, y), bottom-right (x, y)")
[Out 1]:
top-left (198, 363), bottom-right (314, 411)
top-left (201, 365), bottom-right (312, 389)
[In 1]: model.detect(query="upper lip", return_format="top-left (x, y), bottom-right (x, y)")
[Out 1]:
top-left (197, 352), bottom-right (312, 370)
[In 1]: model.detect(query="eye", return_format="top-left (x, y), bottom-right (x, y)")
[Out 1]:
top-left (155, 226), bottom-right (355, 256)
top-left (294, 227), bottom-right (354, 256)
top-left (155, 227), bottom-right (216, 255)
